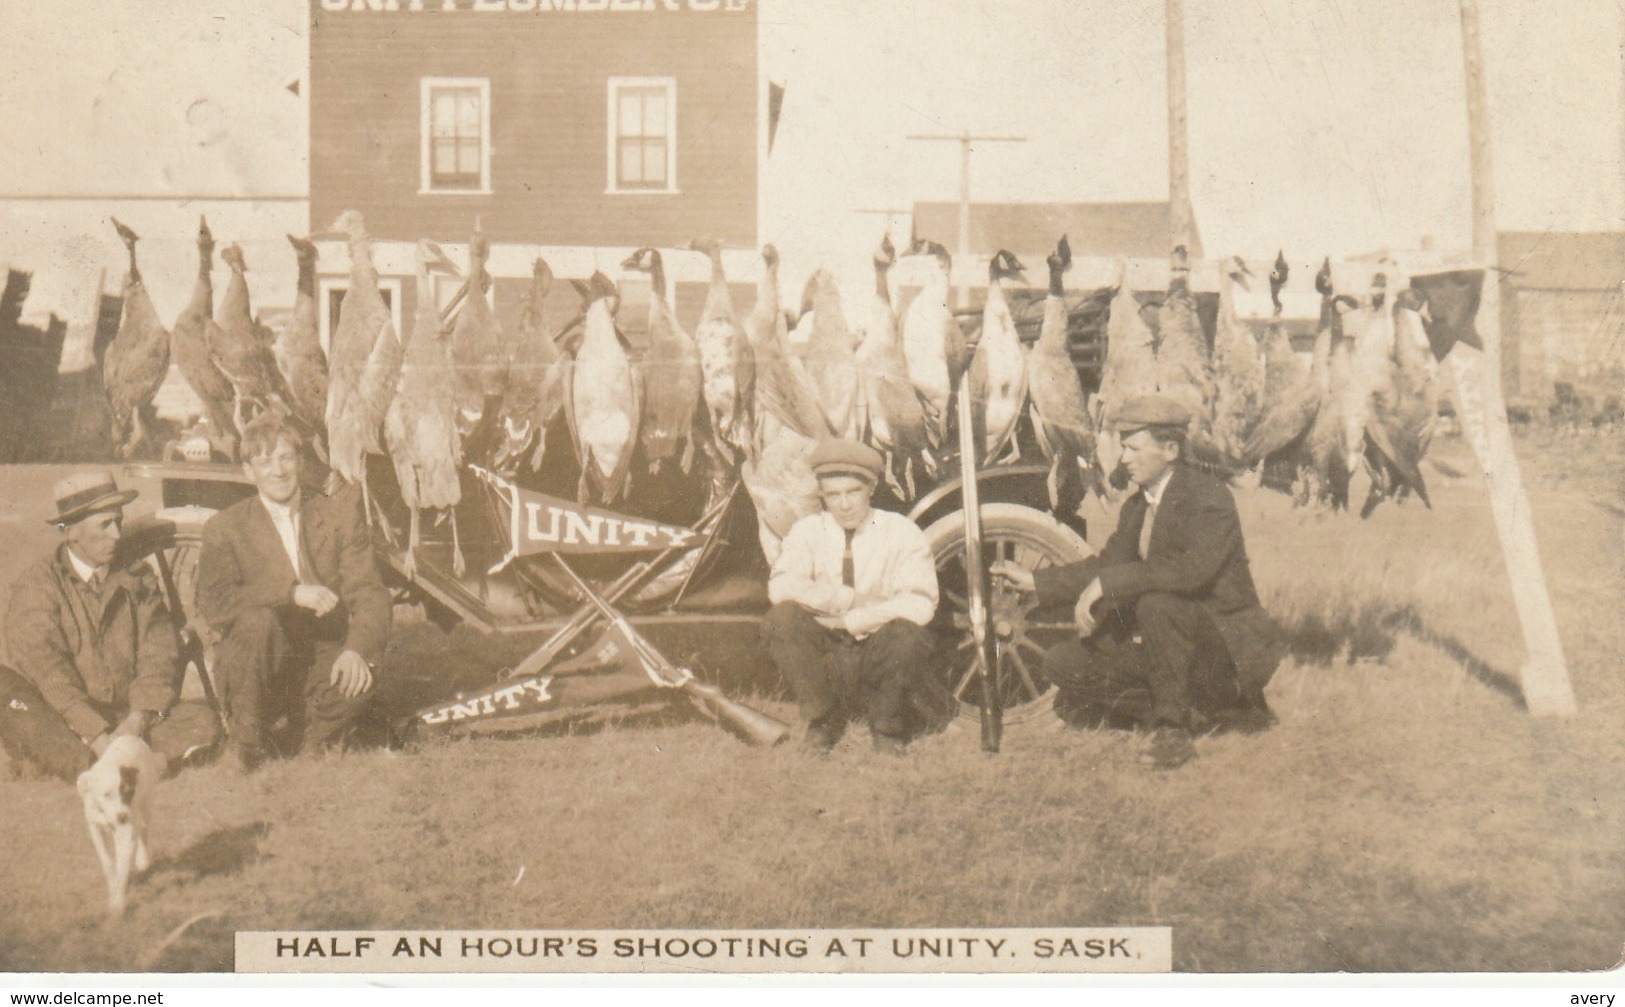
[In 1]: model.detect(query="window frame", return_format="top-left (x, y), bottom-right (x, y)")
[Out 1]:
top-left (606, 76), bottom-right (679, 196)
top-left (318, 276), bottom-right (404, 357)
top-left (420, 76), bottom-right (493, 196)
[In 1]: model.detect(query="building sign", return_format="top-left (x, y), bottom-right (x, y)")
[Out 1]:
top-left (319, 0), bottom-right (749, 11)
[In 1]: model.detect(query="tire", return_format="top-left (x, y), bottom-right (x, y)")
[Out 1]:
top-left (922, 503), bottom-right (1093, 725)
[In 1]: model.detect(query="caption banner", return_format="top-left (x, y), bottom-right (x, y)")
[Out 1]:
top-left (238, 928), bottom-right (1172, 973)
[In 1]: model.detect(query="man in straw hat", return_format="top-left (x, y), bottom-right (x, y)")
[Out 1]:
top-left (0, 470), bottom-right (219, 781)
top-left (198, 412), bottom-right (389, 771)
top-left (994, 394), bottom-right (1282, 770)
top-left (762, 439), bottom-right (952, 754)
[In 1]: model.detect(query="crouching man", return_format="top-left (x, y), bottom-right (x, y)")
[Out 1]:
top-left (0, 471), bottom-right (219, 781)
top-left (198, 414), bottom-right (389, 770)
top-left (994, 395), bottom-right (1282, 770)
top-left (762, 440), bottom-right (951, 754)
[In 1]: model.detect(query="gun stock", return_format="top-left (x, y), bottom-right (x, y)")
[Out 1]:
top-left (679, 680), bottom-right (791, 747)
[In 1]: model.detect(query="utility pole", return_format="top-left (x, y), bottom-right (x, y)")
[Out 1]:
top-left (1454, 0), bottom-right (1575, 715)
top-left (1166, 0), bottom-right (1192, 252)
top-left (906, 131), bottom-right (1026, 307)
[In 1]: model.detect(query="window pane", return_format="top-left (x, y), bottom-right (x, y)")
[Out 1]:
top-left (618, 92), bottom-right (642, 136)
top-left (434, 139), bottom-right (457, 175)
top-left (433, 92), bottom-right (456, 136)
top-left (458, 139), bottom-right (481, 176)
top-left (618, 139), bottom-right (642, 185)
top-left (643, 92), bottom-right (665, 136)
top-left (643, 141), bottom-right (666, 185)
top-left (458, 92), bottom-right (480, 135)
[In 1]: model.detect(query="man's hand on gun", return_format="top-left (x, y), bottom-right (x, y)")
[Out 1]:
top-left (989, 560), bottom-right (1035, 594)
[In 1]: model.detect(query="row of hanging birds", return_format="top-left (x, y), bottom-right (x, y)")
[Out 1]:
top-left (99, 211), bottom-right (1443, 576)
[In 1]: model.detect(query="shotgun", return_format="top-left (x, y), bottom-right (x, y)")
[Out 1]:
top-left (551, 555), bottom-right (790, 748)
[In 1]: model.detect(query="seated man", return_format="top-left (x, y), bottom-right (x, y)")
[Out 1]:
top-left (761, 439), bottom-right (951, 754)
top-left (0, 471), bottom-right (219, 781)
top-left (198, 413), bottom-right (389, 770)
top-left (994, 395), bottom-right (1282, 770)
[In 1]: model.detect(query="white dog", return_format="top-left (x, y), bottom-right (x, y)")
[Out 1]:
top-left (77, 735), bottom-right (163, 916)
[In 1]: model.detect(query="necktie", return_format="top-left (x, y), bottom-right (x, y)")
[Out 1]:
top-left (1138, 497), bottom-right (1158, 559)
top-left (842, 529), bottom-right (856, 588)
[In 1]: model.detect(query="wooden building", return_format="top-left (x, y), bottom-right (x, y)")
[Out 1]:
top-left (307, 0), bottom-right (763, 346)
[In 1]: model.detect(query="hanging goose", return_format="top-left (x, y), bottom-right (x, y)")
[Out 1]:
top-left (1153, 245), bottom-right (1219, 463)
top-left (801, 268), bottom-right (862, 440)
top-left (323, 210), bottom-right (396, 516)
top-left (564, 271), bottom-right (642, 503)
top-left (490, 257), bottom-right (568, 475)
top-left (899, 239), bottom-right (969, 453)
top-left (1241, 252), bottom-right (1322, 495)
top-left (212, 243), bottom-right (291, 432)
top-left (968, 249), bottom-right (1030, 464)
top-left (623, 246), bottom-right (701, 475)
top-left (855, 233), bottom-right (933, 499)
top-left (170, 216), bottom-right (237, 457)
top-left (745, 244), bottom-right (826, 447)
top-left (1026, 236), bottom-right (1099, 511)
top-left (1360, 282), bottom-right (1437, 516)
top-left (102, 218), bottom-right (171, 458)
top-left (274, 235), bottom-right (330, 443)
top-left (689, 238), bottom-right (755, 464)
top-left (450, 224), bottom-right (508, 441)
top-left (1211, 255), bottom-right (1265, 466)
top-left (384, 239), bottom-right (466, 579)
top-left (1094, 258), bottom-right (1157, 483)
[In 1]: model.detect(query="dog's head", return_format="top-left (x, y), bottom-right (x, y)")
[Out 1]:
top-left (78, 763), bottom-right (138, 825)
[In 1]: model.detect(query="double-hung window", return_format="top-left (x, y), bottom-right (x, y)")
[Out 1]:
top-left (608, 78), bottom-right (677, 194)
top-left (421, 77), bottom-right (491, 194)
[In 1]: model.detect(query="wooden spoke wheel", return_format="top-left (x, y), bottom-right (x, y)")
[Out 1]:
top-left (922, 503), bottom-right (1092, 725)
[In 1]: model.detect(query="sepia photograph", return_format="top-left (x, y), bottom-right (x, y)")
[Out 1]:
top-left (0, 0), bottom-right (1621, 981)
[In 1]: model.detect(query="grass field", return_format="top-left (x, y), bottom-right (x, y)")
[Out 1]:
top-left (1, 429), bottom-right (1621, 974)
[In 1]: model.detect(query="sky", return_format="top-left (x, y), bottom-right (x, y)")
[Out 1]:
top-left (0, 0), bottom-right (1620, 318)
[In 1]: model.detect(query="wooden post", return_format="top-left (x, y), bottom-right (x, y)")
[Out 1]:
top-left (1166, 0), bottom-right (1192, 252)
top-left (1454, 0), bottom-right (1575, 715)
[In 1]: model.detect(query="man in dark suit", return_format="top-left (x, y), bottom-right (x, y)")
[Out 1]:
top-left (994, 395), bottom-right (1282, 769)
top-left (198, 414), bottom-right (389, 770)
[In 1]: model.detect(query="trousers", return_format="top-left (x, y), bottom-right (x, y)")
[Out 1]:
top-left (1041, 591), bottom-right (1245, 731)
top-left (213, 607), bottom-right (373, 757)
top-left (761, 602), bottom-right (950, 741)
top-left (0, 664), bottom-right (220, 783)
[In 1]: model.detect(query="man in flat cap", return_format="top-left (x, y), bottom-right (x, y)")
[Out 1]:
top-left (762, 439), bottom-right (951, 753)
top-left (0, 471), bottom-right (219, 781)
top-left (994, 394), bottom-right (1282, 769)
top-left (198, 412), bottom-right (389, 771)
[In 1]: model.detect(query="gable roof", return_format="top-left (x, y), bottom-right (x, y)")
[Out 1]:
top-left (910, 201), bottom-right (1203, 262)
top-left (1498, 232), bottom-right (1625, 291)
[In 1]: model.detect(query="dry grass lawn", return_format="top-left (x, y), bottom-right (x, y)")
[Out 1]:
top-left (0, 430), bottom-right (1621, 974)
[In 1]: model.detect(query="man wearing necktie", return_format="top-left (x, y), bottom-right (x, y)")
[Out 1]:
top-left (993, 395), bottom-right (1282, 770)
top-left (762, 439), bottom-right (950, 754)
top-left (198, 414), bottom-right (390, 770)
top-left (0, 471), bottom-right (219, 781)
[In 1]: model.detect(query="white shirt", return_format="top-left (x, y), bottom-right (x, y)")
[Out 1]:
top-left (260, 495), bottom-right (304, 580)
top-left (66, 547), bottom-right (106, 590)
top-left (768, 509), bottom-right (938, 639)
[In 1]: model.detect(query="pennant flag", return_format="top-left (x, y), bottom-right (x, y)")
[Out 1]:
top-left (767, 81), bottom-right (785, 155)
top-left (1411, 269), bottom-right (1486, 361)
top-left (472, 466), bottom-right (705, 572)
top-left (550, 620), bottom-right (663, 688)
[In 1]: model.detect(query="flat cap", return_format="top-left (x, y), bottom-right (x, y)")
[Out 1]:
top-left (1114, 394), bottom-right (1191, 434)
top-left (809, 439), bottom-right (884, 483)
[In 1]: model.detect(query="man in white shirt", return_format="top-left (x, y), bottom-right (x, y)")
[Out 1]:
top-left (762, 439), bottom-right (950, 753)
top-left (198, 414), bottom-right (390, 770)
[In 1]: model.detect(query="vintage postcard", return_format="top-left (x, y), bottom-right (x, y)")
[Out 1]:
top-left (0, 0), bottom-right (1620, 987)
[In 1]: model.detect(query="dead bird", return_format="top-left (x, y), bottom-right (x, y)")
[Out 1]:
top-left (274, 235), bottom-right (330, 443)
top-left (900, 239), bottom-right (970, 452)
top-left (1026, 235), bottom-right (1100, 511)
top-left (800, 268), bottom-right (862, 441)
top-left (102, 218), bottom-right (171, 459)
top-left (1211, 255), bottom-right (1265, 466)
top-left (856, 233), bottom-right (933, 499)
top-left (564, 272), bottom-right (642, 504)
top-left (490, 257), bottom-right (568, 476)
top-left (449, 225), bottom-right (508, 441)
top-left (969, 249), bottom-right (1030, 464)
top-left (746, 244), bottom-right (827, 445)
top-left (689, 238), bottom-right (755, 464)
top-left (623, 246), bottom-right (701, 475)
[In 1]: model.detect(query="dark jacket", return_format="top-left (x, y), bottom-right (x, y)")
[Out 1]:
top-left (4, 543), bottom-right (181, 742)
top-left (197, 487), bottom-right (390, 665)
top-left (1034, 463), bottom-right (1282, 692)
